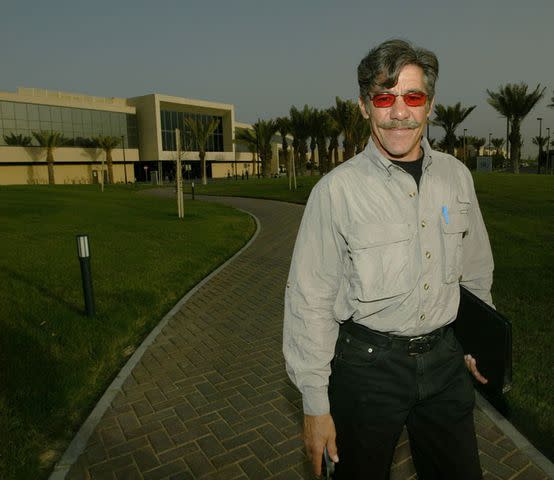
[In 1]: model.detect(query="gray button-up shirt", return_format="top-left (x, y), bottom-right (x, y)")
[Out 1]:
top-left (283, 137), bottom-right (494, 416)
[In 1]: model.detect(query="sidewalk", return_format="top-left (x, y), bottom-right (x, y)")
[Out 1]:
top-left (55, 194), bottom-right (552, 479)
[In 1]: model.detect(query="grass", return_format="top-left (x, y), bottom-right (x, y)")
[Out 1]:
top-left (0, 184), bottom-right (255, 479)
top-left (184, 176), bottom-right (321, 204)
top-left (187, 173), bottom-right (554, 461)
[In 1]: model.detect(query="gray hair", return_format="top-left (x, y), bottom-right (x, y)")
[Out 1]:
top-left (357, 39), bottom-right (439, 105)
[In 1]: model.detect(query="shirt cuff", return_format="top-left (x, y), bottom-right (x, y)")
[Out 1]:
top-left (301, 386), bottom-right (330, 416)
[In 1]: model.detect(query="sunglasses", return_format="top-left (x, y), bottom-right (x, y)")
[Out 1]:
top-left (370, 92), bottom-right (427, 108)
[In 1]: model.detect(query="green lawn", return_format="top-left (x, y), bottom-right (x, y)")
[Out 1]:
top-left (0, 185), bottom-right (255, 479)
top-left (188, 173), bottom-right (554, 461)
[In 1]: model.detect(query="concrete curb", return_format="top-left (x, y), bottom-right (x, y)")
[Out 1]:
top-left (476, 393), bottom-right (554, 479)
top-left (49, 208), bottom-right (261, 480)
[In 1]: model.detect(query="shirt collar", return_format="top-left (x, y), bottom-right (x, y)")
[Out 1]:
top-left (362, 136), bottom-right (434, 177)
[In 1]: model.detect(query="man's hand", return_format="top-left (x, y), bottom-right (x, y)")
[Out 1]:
top-left (303, 414), bottom-right (339, 476)
top-left (464, 354), bottom-right (488, 384)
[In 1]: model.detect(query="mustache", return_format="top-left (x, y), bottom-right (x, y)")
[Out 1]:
top-left (378, 120), bottom-right (421, 129)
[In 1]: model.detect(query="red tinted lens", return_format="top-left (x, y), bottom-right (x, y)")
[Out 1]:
top-left (403, 92), bottom-right (427, 106)
top-left (371, 94), bottom-right (395, 108)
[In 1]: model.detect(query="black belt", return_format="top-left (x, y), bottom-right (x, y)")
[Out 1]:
top-left (340, 321), bottom-right (449, 356)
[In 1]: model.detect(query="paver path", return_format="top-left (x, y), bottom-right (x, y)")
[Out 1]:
top-left (64, 194), bottom-right (551, 480)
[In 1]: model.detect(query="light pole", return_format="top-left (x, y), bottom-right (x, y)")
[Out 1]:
top-left (463, 128), bottom-right (467, 165)
top-left (488, 133), bottom-right (492, 156)
top-left (544, 127), bottom-right (552, 174)
top-left (121, 135), bottom-right (127, 184)
top-left (506, 117), bottom-right (510, 168)
top-left (537, 117), bottom-right (543, 174)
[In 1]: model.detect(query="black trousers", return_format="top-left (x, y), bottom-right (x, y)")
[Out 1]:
top-left (329, 326), bottom-right (482, 480)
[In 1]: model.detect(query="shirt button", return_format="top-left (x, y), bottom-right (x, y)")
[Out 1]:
top-left (421, 220), bottom-right (426, 228)
top-left (424, 283), bottom-right (430, 290)
top-left (425, 251), bottom-right (431, 259)
top-left (408, 191), bottom-right (416, 198)
top-left (420, 313), bottom-right (426, 321)
top-left (367, 347), bottom-right (373, 353)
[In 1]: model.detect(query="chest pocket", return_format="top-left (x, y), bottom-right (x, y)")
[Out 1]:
top-left (440, 198), bottom-right (470, 283)
top-left (347, 223), bottom-right (415, 302)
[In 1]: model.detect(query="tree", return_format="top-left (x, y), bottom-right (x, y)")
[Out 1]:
top-left (275, 117), bottom-right (296, 190)
top-left (329, 97), bottom-right (359, 161)
top-left (532, 136), bottom-right (549, 172)
top-left (184, 117), bottom-right (220, 185)
top-left (309, 109), bottom-right (332, 175)
top-left (31, 131), bottom-right (67, 185)
top-left (234, 127), bottom-right (258, 177)
top-left (4, 133), bottom-right (32, 146)
top-left (432, 102), bottom-right (476, 156)
top-left (289, 105), bottom-right (311, 175)
top-left (471, 137), bottom-right (486, 157)
top-left (94, 135), bottom-right (121, 184)
top-left (486, 83), bottom-right (546, 174)
top-left (325, 109), bottom-right (341, 170)
top-left (253, 119), bottom-right (278, 178)
top-left (353, 110), bottom-right (371, 154)
top-left (491, 137), bottom-right (505, 156)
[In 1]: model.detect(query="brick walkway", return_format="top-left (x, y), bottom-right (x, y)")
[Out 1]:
top-left (61, 194), bottom-right (551, 480)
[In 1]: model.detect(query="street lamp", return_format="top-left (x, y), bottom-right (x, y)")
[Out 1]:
top-left (547, 127), bottom-right (551, 175)
top-left (537, 117), bottom-right (543, 174)
top-left (488, 133), bottom-right (492, 156)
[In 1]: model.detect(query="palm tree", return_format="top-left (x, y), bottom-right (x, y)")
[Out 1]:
top-left (184, 117), bottom-right (220, 185)
top-left (329, 97), bottom-right (359, 161)
top-left (307, 108), bottom-right (319, 174)
top-left (234, 127), bottom-right (258, 177)
top-left (532, 136), bottom-right (548, 149)
top-left (253, 119), bottom-right (278, 178)
top-left (325, 110), bottom-right (341, 169)
top-left (289, 105), bottom-right (311, 175)
top-left (275, 117), bottom-right (292, 177)
top-left (94, 135), bottom-right (121, 184)
top-left (472, 137), bottom-right (486, 157)
top-left (486, 83), bottom-right (546, 174)
top-left (491, 138), bottom-right (505, 156)
top-left (353, 110), bottom-right (371, 154)
top-left (31, 131), bottom-right (67, 185)
top-left (432, 103), bottom-right (476, 156)
top-left (4, 133), bottom-right (32, 146)
top-left (308, 109), bottom-right (331, 175)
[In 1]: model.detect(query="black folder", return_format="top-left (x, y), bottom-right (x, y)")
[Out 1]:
top-left (453, 286), bottom-right (513, 396)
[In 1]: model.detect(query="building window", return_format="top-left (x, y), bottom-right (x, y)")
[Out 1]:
top-left (160, 110), bottom-right (223, 152)
top-left (0, 100), bottom-right (138, 148)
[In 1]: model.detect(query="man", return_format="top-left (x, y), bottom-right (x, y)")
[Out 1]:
top-left (283, 39), bottom-right (494, 480)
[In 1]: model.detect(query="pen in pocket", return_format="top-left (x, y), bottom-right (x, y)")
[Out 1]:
top-left (442, 205), bottom-right (449, 224)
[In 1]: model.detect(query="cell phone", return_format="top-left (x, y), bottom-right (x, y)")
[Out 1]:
top-left (321, 447), bottom-right (335, 479)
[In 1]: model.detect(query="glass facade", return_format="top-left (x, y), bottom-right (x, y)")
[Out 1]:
top-left (0, 101), bottom-right (138, 148)
top-left (161, 110), bottom-right (223, 152)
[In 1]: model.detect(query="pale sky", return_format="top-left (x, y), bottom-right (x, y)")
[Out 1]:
top-left (2, 0), bottom-right (553, 156)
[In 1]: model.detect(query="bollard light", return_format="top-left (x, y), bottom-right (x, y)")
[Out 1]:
top-left (77, 234), bottom-right (90, 258)
top-left (76, 234), bottom-right (95, 317)
top-left (191, 181), bottom-right (195, 201)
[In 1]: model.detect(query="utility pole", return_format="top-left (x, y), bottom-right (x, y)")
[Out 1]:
top-left (537, 117), bottom-right (543, 174)
top-left (547, 127), bottom-right (551, 175)
top-left (175, 128), bottom-right (184, 219)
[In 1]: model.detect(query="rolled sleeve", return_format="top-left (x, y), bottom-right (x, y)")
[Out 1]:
top-left (283, 180), bottom-right (344, 416)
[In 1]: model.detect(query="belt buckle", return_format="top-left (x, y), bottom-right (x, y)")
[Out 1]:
top-left (408, 335), bottom-right (428, 356)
